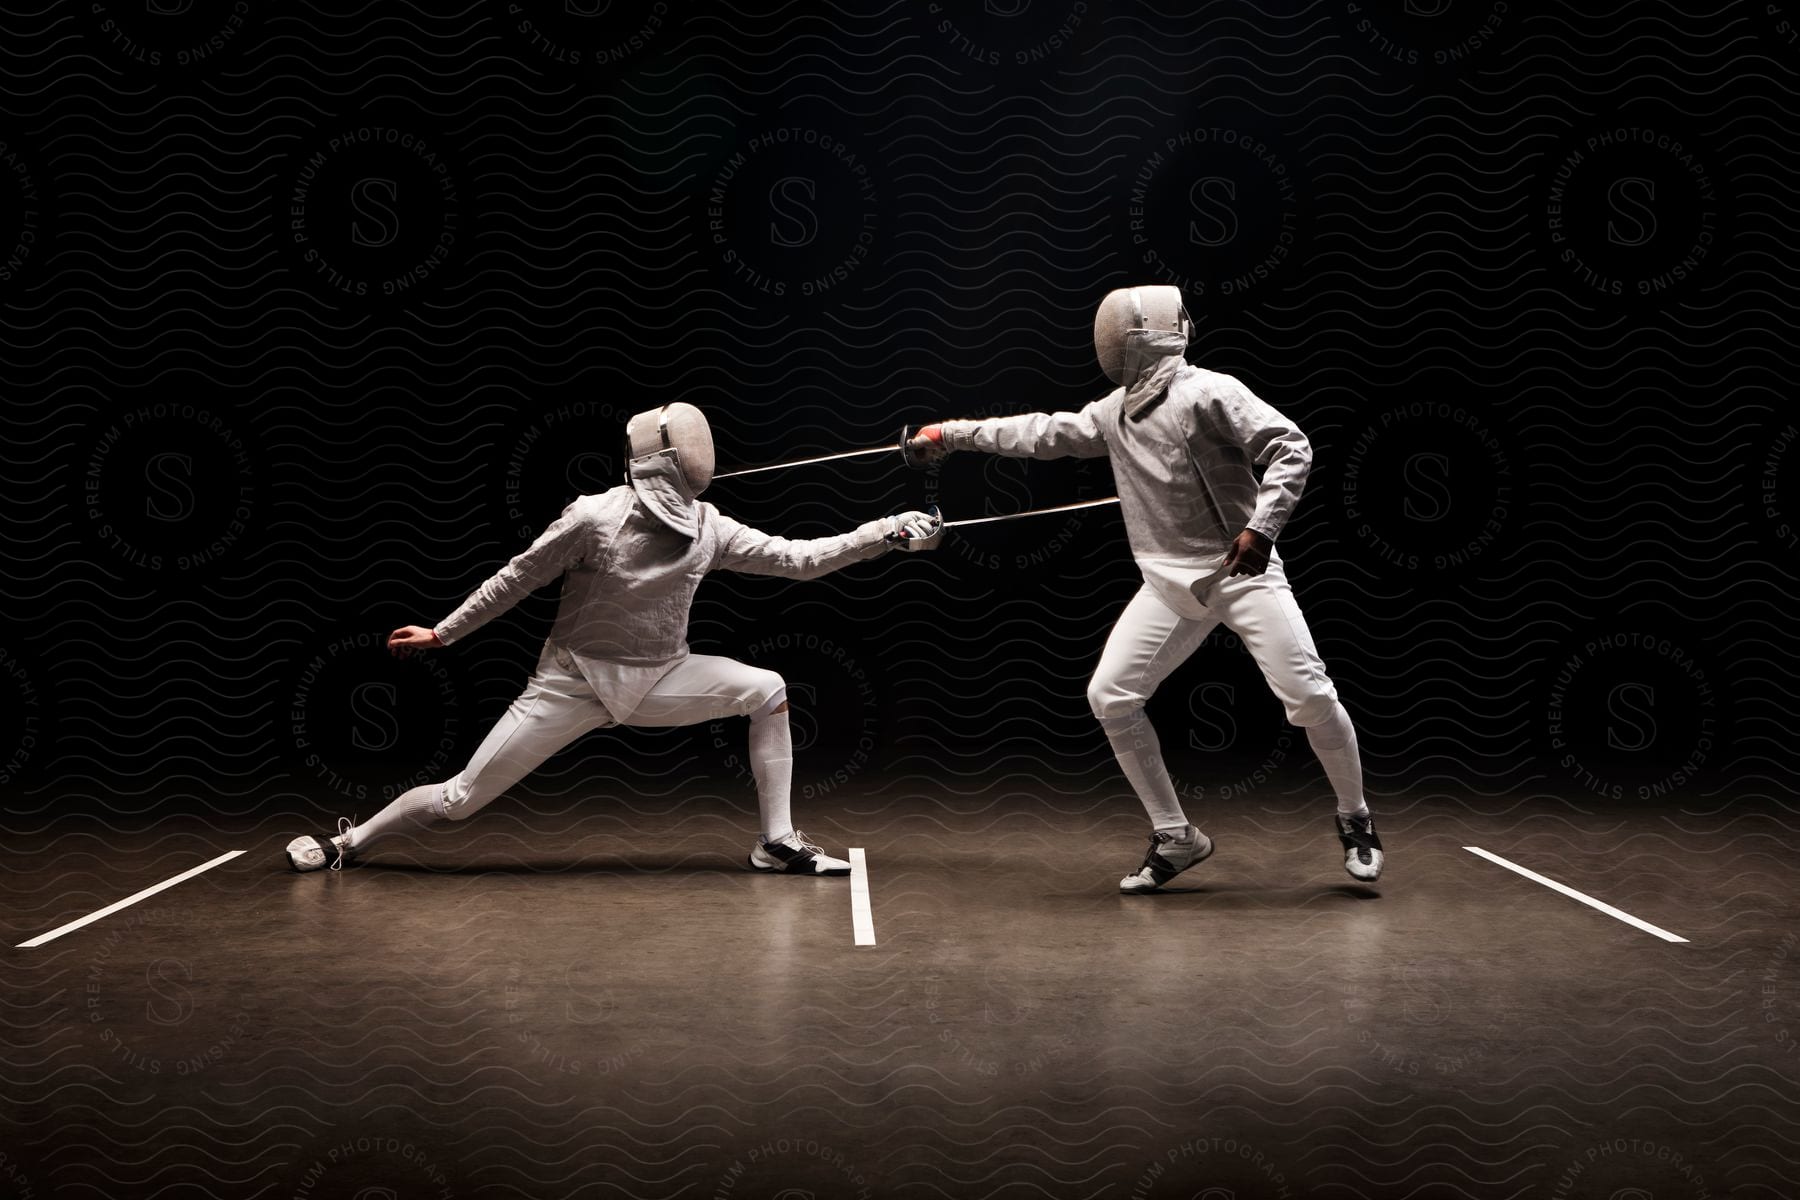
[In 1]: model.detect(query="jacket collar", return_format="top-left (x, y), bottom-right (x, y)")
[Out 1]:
top-left (1121, 329), bottom-right (1190, 420)
top-left (628, 450), bottom-right (699, 538)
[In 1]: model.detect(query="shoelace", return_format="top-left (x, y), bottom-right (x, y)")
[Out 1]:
top-left (331, 816), bottom-right (355, 871)
top-left (787, 829), bottom-right (826, 856)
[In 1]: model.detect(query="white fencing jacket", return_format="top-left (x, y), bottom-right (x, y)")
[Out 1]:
top-left (941, 365), bottom-right (1312, 616)
top-left (434, 451), bottom-right (891, 721)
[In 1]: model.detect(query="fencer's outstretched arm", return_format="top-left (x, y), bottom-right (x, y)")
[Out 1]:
top-left (911, 399), bottom-right (1110, 461)
top-left (1190, 376), bottom-right (1311, 546)
top-left (711, 510), bottom-right (935, 579)
top-left (431, 500), bottom-right (593, 646)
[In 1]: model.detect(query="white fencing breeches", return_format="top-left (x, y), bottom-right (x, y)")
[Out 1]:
top-left (1089, 555), bottom-right (1338, 726)
top-left (439, 653), bottom-right (785, 820)
top-left (1088, 554), bottom-right (1355, 822)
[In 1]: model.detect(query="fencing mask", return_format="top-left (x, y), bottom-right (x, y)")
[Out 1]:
top-left (1094, 286), bottom-right (1193, 418)
top-left (624, 403), bottom-right (715, 497)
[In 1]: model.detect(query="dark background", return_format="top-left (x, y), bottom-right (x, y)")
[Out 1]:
top-left (3, 1), bottom-right (1795, 826)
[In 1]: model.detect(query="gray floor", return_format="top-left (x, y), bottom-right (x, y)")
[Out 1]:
top-left (4, 775), bottom-right (1795, 1198)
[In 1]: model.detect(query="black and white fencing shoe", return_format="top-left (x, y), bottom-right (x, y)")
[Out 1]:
top-left (748, 829), bottom-right (851, 876)
top-left (287, 818), bottom-right (356, 873)
top-left (1119, 825), bottom-right (1215, 893)
top-left (1336, 811), bottom-right (1384, 883)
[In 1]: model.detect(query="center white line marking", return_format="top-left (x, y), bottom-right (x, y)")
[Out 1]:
top-left (848, 848), bottom-right (875, 946)
top-left (17, 850), bottom-right (246, 949)
top-left (1463, 846), bottom-right (1687, 943)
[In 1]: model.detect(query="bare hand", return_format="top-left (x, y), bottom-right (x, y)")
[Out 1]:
top-left (387, 625), bottom-right (443, 658)
top-left (1221, 528), bottom-right (1272, 577)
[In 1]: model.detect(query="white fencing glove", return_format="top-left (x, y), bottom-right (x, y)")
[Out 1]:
top-left (884, 505), bottom-right (944, 551)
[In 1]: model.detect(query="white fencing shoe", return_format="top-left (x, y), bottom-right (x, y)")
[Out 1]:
top-left (748, 829), bottom-right (851, 876)
top-left (1119, 825), bottom-right (1215, 893)
top-left (287, 818), bottom-right (356, 873)
top-left (1336, 812), bottom-right (1384, 883)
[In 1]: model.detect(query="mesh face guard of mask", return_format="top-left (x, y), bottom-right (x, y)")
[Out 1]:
top-left (1093, 285), bottom-right (1193, 387)
top-left (624, 402), bottom-right (715, 495)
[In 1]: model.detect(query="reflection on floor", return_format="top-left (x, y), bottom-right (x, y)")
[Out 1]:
top-left (3, 774), bottom-right (1793, 1198)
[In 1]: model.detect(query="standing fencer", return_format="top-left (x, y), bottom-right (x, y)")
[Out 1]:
top-left (907, 286), bottom-right (1383, 892)
top-left (288, 402), bottom-right (942, 876)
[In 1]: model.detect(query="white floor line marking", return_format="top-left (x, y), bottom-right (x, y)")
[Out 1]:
top-left (849, 848), bottom-right (875, 947)
top-left (1463, 846), bottom-right (1687, 944)
top-left (17, 850), bottom-right (246, 949)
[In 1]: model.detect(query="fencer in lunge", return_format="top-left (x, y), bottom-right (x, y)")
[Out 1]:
top-left (907, 285), bottom-right (1383, 892)
top-left (287, 402), bottom-right (943, 877)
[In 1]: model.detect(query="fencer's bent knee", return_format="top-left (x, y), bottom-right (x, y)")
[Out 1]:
top-left (1304, 700), bottom-right (1353, 748)
top-left (1287, 688), bottom-right (1339, 729)
top-left (439, 775), bottom-right (481, 819)
top-left (1088, 672), bottom-right (1149, 721)
top-left (750, 677), bottom-right (788, 720)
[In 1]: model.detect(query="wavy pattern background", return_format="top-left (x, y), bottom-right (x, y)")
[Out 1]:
top-left (5, 1), bottom-right (1799, 1196)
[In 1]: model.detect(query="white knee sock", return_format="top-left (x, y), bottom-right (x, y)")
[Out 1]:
top-left (346, 783), bottom-right (447, 853)
top-left (749, 693), bottom-right (793, 842)
top-left (1306, 701), bottom-right (1369, 816)
top-left (1099, 709), bottom-right (1189, 831)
